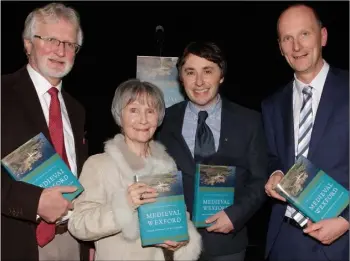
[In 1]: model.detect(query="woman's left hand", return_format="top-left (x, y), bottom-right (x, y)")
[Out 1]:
top-left (127, 182), bottom-right (158, 209)
top-left (156, 240), bottom-right (188, 251)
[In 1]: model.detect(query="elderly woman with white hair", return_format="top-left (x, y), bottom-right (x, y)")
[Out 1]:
top-left (68, 79), bottom-right (202, 261)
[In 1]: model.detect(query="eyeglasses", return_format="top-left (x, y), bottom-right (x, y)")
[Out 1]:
top-left (33, 35), bottom-right (81, 54)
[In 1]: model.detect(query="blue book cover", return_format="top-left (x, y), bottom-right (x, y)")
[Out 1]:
top-left (192, 164), bottom-right (236, 227)
top-left (1, 133), bottom-right (84, 201)
top-left (276, 156), bottom-right (349, 222)
top-left (135, 171), bottom-right (189, 247)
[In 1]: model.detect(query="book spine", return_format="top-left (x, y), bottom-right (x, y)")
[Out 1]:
top-left (192, 164), bottom-right (199, 226)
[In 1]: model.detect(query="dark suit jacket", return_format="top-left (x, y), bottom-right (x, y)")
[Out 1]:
top-left (157, 97), bottom-right (268, 256)
top-left (262, 67), bottom-right (349, 261)
top-left (1, 67), bottom-right (90, 260)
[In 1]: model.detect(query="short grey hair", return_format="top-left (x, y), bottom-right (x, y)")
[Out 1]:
top-left (111, 79), bottom-right (166, 127)
top-left (22, 2), bottom-right (83, 45)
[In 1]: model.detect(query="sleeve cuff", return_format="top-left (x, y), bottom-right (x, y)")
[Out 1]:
top-left (339, 206), bottom-right (349, 222)
top-left (270, 170), bottom-right (284, 177)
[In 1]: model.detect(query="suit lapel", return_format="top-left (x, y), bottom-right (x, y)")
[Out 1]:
top-left (13, 67), bottom-right (51, 140)
top-left (217, 99), bottom-right (237, 155)
top-left (279, 82), bottom-right (295, 169)
top-left (308, 69), bottom-right (338, 159)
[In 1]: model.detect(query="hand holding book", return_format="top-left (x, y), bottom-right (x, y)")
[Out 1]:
top-left (275, 156), bottom-right (349, 224)
top-left (37, 186), bottom-right (77, 223)
top-left (127, 183), bottom-right (158, 209)
top-left (156, 240), bottom-right (188, 251)
top-left (192, 164), bottom-right (236, 228)
top-left (134, 172), bottom-right (189, 247)
top-left (266, 170), bottom-right (310, 227)
top-left (205, 210), bottom-right (234, 234)
top-left (303, 217), bottom-right (350, 245)
top-left (1, 133), bottom-right (84, 204)
top-left (265, 170), bottom-right (287, 202)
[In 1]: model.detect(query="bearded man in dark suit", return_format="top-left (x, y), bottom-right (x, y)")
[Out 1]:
top-left (1, 2), bottom-right (92, 260)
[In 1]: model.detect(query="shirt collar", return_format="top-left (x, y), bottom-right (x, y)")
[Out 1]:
top-left (27, 64), bottom-right (63, 96)
top-left (294, 60), bottom-right (330, 94)
top-left (188, 94), bottom-right (222, 116)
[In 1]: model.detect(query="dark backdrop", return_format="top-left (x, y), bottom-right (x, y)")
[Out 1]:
top-left (2, 1), bottom-right (349, 260)
top-left (2, 1), bottom-right (348, 155)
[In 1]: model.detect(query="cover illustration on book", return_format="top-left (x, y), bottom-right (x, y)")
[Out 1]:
top-left (136, 56), bottom-right (184, 108)
top-left (192, 164), bottom-right (236, 227)
top-left (1, 133), bottom-right (84, 201)
top-left (276, 156), bottom-right (349, 222)
top-left (135, 171), bottom-right (189, 247)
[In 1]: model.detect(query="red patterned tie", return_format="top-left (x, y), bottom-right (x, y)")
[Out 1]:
top-left (36, 87), bottom-right (70, 247)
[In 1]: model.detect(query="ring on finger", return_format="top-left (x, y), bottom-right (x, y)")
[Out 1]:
top-left (139, 193), bottom-right (145, 200)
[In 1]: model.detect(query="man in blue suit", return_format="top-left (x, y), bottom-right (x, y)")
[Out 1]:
top-left (262, 4), bottom-right (349, 261)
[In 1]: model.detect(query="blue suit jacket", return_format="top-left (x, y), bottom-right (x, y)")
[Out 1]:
top-left (261, 67), bottom-right (349, 261)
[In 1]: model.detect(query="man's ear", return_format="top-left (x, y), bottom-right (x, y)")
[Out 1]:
top-left (321, 27), bottom-right (328, 47)
top-left (277, 38), bottom-right (285, 56)
top-left (24, 39), bottom-right (33, 56)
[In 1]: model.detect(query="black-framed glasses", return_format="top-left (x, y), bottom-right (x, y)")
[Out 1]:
top-left (34, 35), bottom-right (81, 54)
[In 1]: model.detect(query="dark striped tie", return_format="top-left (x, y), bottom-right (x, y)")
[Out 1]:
top-left (297, 86), bottom-right (313, 159)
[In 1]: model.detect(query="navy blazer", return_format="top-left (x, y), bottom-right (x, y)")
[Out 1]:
top-left (157, 97), bottom-right (268, 256)
top-left (262, 67), bottom-right (349, 261)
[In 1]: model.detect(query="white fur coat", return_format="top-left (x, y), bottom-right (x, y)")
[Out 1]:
top-left (68, 134), bottom-right (202, 260)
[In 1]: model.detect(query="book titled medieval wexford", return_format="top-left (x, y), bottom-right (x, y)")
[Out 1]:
top-left (1, 133), bottom-right (84, 201)
top-left (135, 171), bottom-right (189, 247)
top-left (192, 164), bottom-right (236, 227)
top-left (276, 156), bottom-right (349, 222)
